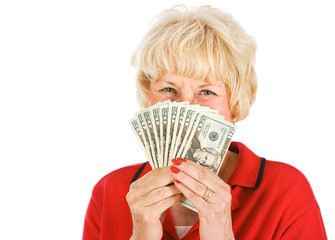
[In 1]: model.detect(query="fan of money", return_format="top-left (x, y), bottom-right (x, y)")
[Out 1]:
top-left (129, 100), bottom-right (236, 211)
top-left (129, 100), bottom-right (236, 174)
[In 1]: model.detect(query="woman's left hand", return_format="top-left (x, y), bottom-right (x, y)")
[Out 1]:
top-left (170, 158), bottom-right (235, 240)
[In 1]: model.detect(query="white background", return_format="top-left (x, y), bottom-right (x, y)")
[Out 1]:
top-left (0, 0), bottom-right (334, 239)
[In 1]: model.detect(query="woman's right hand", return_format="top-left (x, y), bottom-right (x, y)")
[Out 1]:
top-left (126, 166), bottom-right (183, 240)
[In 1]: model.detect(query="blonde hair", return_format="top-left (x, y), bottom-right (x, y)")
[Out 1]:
top-left (131, 5), bottom-right (257, 122)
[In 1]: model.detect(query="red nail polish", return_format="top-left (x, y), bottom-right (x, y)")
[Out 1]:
top-left (172, 159), bottom-right (182, 165)
top-left (174, 179), bottom-right (181, 184)
top-left (177, 158), bottom-right (187, 162)
top-left (170, 166), bottom-right (180, 173)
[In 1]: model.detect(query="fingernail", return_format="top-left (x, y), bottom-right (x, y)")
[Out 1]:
top-left (172, 159), bottom-right (182, 165)
top-left (174, 179), bottom-right (181, 184)
top-left (170, 166), bottom-right (180, 173)
top-left (177, 158), bottom-right (187, 162)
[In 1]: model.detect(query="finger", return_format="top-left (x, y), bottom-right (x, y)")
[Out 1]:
top-left (130, 193), bottom-right (184, 225)
top-left (130, 167), bottom-right (174, 195)
top-left (142, 185), bottom-right (182, 206)
top-left (144, 193), bottom-right (185, 217)
top-left (170, 166), bottom-right (208, 201)
top-left (172, 158), bottom-right (229, 192)
top-left (173, 180), bottom-right (207, 210)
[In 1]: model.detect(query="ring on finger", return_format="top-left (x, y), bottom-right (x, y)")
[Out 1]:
top-left (202, 187), bottom-right (212, 201)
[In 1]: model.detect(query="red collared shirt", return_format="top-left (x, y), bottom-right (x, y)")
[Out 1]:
top-left (83, 142), bottom-right (327, 239)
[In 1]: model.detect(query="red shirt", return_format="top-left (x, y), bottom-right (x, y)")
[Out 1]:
top-left (83, 142), bottom-right (327, 239)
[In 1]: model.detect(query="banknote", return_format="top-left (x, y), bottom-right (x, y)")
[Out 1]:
top-left (151, 104), bottom-right (163, 166)
top-left (161, 102), bottom-right (171, 167)
top-left (178, 113), bottom-right (236, 211)
top-left (182, 113), bottom-right (235, 173)
top-left (129, 117), bottom-right (155, 168)
top-left (174, 107), bottom-right (197, 162)
top-left (168, 105), bottom-right (187, 163)
top-left (166, 103), bottom-right (178, 165)
top-left (136, 112), bottom-right (158, 169)
top-left (143, 109), bottom-right (161, 168)
top-left (129, 100), bottom-right (236, 212)
top-left (168, 104), bottom-right (185, 163)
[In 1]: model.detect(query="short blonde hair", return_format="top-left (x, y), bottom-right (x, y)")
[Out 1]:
top-left (131, 5), bottom-right (257, 122)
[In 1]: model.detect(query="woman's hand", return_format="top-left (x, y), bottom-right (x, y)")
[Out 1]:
top-left (170, 158), bottom-right (235, 240)
top-left (126, 166), bottom-right (184, 240)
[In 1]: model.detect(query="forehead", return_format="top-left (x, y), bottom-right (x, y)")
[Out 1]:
top-left (158, 72), bottom-right (221, 86)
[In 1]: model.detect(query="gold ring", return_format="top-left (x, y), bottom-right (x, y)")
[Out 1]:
top-left (202, 187), bottom-right (212, 201)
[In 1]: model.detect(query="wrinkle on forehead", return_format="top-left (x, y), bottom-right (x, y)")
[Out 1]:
top-left (157, 73), bottom-right (227, 90)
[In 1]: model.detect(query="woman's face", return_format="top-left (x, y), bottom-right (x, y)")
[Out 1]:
top-left (148, 73), bottom-right (231, 120)
top-left (193, 149), bottom-right (218, 166)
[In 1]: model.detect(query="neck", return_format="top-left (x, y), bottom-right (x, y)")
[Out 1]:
top-left (218, 150), bottom-right (239, 183)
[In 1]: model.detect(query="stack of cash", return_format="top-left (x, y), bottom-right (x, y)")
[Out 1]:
top-left (129, 100), bottom-right (236, 211)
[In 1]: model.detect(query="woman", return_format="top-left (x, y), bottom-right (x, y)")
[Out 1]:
top-left (83, 5), bottom-right (327, 239)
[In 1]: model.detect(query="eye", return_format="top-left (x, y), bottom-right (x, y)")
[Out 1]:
top-left (200, 90), bottom-right (216, 95)
top-left (160, 87), bottom-right (177, 93)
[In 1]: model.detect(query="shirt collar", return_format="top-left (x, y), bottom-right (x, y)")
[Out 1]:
top-left (227, 141), bottom-right (264, 189)
top-left (228, 142), bottom-right (265, 212)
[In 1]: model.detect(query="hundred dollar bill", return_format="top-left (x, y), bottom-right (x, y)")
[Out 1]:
top-left (179, 113), bottom-right (236, 212)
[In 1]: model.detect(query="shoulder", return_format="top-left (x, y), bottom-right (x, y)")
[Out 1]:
top-left (96, 162), bottom-right (148, 187)
top-left (256, 161), bottom-right (326, 237)
top-left (264, 160), bottom-right (311, 189)
top-left (262, 160), bottom-right (317, 210)
top-left (91, 162), bottom-right (149, 200)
